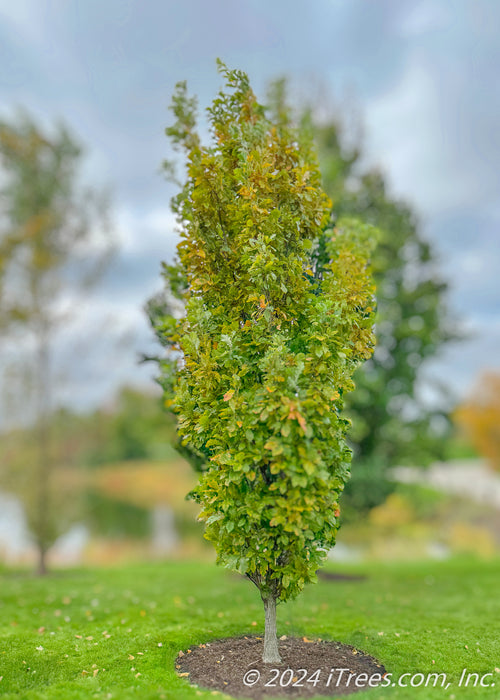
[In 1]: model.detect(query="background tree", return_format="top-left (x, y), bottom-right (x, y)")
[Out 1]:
top-left (0, 386), bottom-right (180, 549)
top-left (0, 111), bottom-right (112, 574)
top-left (454, 371), bottom-right (500, 471)
top-left (278, 86), bottom-right (456, 516)
top-left (81, 386), bottom-right (177, 466)
top-left (150, 63), bottom-right (376, 663)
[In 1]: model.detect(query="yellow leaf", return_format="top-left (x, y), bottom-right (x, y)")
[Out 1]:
top-left (223, 390), bottom-right (235, 401)
top-left (297, 413), bottom-right (307, 432)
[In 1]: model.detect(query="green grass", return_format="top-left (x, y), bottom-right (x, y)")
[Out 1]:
top-left (0, 558), bottom-right (499, 699)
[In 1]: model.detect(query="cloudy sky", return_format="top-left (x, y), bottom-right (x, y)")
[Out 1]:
top-left (0, 0), bottom-right (499, 419)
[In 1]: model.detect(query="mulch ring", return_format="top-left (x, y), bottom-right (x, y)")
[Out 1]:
top-left (176, 635), bottom-right (386, 698)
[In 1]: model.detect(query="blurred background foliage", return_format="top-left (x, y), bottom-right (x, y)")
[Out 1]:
top-left (306, 97), bottom-right (457, 520)
top-left (454, 371), bottom-right (500, 472)
top-left (0, 85), bottom-right (499, 573)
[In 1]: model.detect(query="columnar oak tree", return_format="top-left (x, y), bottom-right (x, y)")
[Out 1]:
top-left (152, 63), bottom-right (377, 663)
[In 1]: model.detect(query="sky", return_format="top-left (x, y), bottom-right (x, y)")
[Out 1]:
top-left (0, 0), bottom-right (499, 421)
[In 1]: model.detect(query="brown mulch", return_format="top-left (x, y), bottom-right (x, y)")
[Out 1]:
top-left (176, 635), bottom-right (386, 698)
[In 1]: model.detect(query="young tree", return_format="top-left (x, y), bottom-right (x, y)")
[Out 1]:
top-left (151, 63), bottom-right (376, 663)
top-left (0, 112), bottom-right (112, 574)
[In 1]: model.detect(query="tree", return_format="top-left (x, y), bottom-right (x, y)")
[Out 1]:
top-left (0, 111), bottom-right (112, 574)
top-left (281, 92), bottom-right (455, 515)
top-left (81, 386), bottom-right (177, 466)
top-left (150, 62), bottom-right (376, 663)
top-left (454, 371), bottom-right (500, 471)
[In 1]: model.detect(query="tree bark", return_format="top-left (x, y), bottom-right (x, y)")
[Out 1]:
top-left (36, 546), bottom-right (47, 576)
top-left (34, 324), bottom-right (51, 576)
top-left (262, 595), bottom-right (281, 664)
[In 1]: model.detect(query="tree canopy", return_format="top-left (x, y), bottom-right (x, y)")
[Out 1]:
top-left (150, 62), bottom-right (377, 662)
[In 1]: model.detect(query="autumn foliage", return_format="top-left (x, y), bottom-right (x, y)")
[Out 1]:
top-left (455, 371), bottom-right (500, 471)
top-left (151, 62), bottom-right (377, 661)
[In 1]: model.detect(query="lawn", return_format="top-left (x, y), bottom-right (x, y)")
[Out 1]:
top-left (0, 557), bottom-right (499, 699)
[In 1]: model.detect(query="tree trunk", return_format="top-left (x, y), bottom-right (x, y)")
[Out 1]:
top-left (34, 325), bottom-right (51, 575)
top-left (36, 545), bottom-right (47, 576)
top-left (262, 595), bottom-right (281, 664)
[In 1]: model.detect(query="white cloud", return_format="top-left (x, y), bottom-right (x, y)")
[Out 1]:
top-left (364, 58), bottom-right (445, 214)
top-left (0, 0), bottom-right (45, 44)
top-left (364, 55), bottom-right (491, 217)
top-left (398, 1), bottom-right (451, 37)
top-left (115, 205), bottom-right (178, 255)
